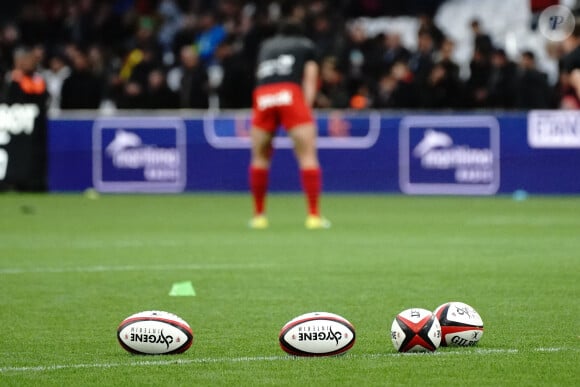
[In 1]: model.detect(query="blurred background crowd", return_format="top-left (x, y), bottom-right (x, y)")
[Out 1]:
top-left (1, 0), bottom-right (580, 113)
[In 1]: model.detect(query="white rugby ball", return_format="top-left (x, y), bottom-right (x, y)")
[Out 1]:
top-left (391, 308), bottom-right (441, 352)
top-left (434, 302), bottom-right (484, 346)
top-left (117, 310), bottom-right (193, 355)
top-left (279, 312), bottom-right (356, 356)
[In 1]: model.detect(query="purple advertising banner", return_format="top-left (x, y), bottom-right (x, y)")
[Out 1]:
top-left (48, 111), bottom-right (580, 194)
top-left (399, 116), bottom-right (500, 195)
top-left (92, 117), bottom-right (187, 193)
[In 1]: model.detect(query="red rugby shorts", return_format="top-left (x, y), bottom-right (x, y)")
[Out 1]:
top-left (251, 82), bottom-right (314, 132)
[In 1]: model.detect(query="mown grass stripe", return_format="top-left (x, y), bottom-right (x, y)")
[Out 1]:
top-left (1, 348), bottom-right (573, 374)
top-left (0, 263), bottom-right (272, 275)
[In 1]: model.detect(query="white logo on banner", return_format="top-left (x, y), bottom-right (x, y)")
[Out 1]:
top-left (106, 130), bottom-right (142, 156)
top-left (528, 110), bottom-right (580, 148)
top-left (0, 104), bottom-right (39, 142)
top-left (413, 129), bottom-right (494, 182)
top-left (412, 129), bottom-right (453, 158)
top-left (105, 130), bottom-right (180, 179)
top-left (0, 104), bottom-right (40, 180)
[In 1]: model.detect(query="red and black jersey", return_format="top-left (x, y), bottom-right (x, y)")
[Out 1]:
top-left (256, 35), bottom-right (316, 86)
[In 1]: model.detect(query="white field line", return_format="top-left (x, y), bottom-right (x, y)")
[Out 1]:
top-left (0, 263), bottom-right (272, 275)
top-left (0, 348), bottom-right (573, 374)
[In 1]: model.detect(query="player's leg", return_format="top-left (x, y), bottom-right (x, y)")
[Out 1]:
top-left (249, 126), bottom-right (274, 229)
top-left (287, 123), bottom-right (330, 229)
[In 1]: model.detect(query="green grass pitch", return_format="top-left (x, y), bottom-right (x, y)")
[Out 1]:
top-left (0, 193), bottom-right (578, 386)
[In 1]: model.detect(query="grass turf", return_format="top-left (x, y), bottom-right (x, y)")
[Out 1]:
top-left (0, 193), bottom-right (578, 386)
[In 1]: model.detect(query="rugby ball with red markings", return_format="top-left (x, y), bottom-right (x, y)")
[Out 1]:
top-left (117, 310), bottom-right (193, 355)
top-left (391, 308), bottom-right (441, 352)
top-left (279, 312), bottom-right (356, 356)
top-left (434, 302), bottom-right (484, 346)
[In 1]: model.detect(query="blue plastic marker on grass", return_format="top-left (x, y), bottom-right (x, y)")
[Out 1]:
top-left (512, 189), bottom-right (528, 201)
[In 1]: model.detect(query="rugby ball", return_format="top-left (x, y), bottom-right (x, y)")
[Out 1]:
top-left (117, 310), bottom-right (193, 355)
top-left (434, 302), bottom-right (484, 346)
top-left (391, 308), bottom-right (441, 352)
top-left (279, 312), bottom-right (356, 356)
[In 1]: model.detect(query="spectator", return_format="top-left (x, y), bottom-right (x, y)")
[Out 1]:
top-left (340, 22), bottom-right (383, 95)
top-left (87, 44), bottom-right (109, 82)
top-left (116, 79), bottom-right (145, 109)
top-left (515, 50), bottom-right (555, 109)
top-left (309, 11), bottom-right (341, 60)
top-left (316, 57), bottom-right (350, 108)
top-left (408, 30), bottom-right (435, 86)
top-left (31, 44), bottom-right (46, 73)
top-left (214, 36), bottom-right (253, 109)
top-left (556, 68), bottom-right (580, 109)
top-left (466, 48), bottom-right (492, 107)
top-left (487, 48), bottom-right (518, 108)
top-left (559, 26), bottom-right (580, 103)
top-left (92, 43), bottom-right (125, 109)
top-left (0, 0), bottom-right (574, 111)
top-left (436, 38), bottom-right (466, 108)
top-left (126, 16), bottom-right (162, 62)
top-left (17, 3), bottom-right (47, 46)
top-left (2, 46), bottom-right (48, 191)
top-left (216, 0), bottom-right (243, 32)
top-left (341, 22), bottom-right (368, 89)
top-left (144, 68), bottom-right (179, 109)
top-left (196, 10), bottom-right (227, 64)
top-left (437, 38), bottom-right (460, 81)
top-left (240, 7), bottom-right (276, 76)
top-left (418, 13), bottom-right (444, 49)
top-left (59, 0), bottom-right (112, 48)
top-left (373, 71), bottom-right (399, 108)
top-left (60, 47), bottom-right (103, 109)
top-left (379, 60), bottom-right (419, 108)
top-left (1, 24), bottom-right (21, 72)
top-left (41, 51), bottom-right (71, 113)
top-left (172, 14), bottom-right (199, 60)
top-left (157, 0), bottom-right (184, 64)
top-left (420, 62), bottom-right (463, 108)
top-left (471, 19), bottom-right (493, 59)
top-left (167, 45), bottom-right (209, 109)
top-left (350, 83), bottom-right (372, 109)
top-left (91, 1), bottom-right (126, 51)
top-left (129, 45), bottom-right (160, 90)
top-left (382, 33), bottom-right (411, 71)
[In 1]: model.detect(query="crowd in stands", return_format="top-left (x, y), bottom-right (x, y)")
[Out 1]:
top-left (1, 0), bottom-right (579, 112)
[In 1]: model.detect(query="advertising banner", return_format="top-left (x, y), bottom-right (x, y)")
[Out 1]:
top-left (92, 117), bottom-right (187, 193)
top-left (528, 110), bottom-right (580, 148)
top-left (47, 111), bottom-right (580, 194)
top-left (0, 103), bottom-right (46, 191)
top-left (203, 111), bottom-right (381, 149)
top-left (399, 116), bottom-right (500, 195)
